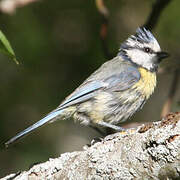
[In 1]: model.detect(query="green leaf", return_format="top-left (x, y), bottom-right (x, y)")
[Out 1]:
top-left (0, 30), bottom-right (19, 65)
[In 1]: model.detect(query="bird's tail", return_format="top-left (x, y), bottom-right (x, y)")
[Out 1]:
top-left (5, 109), bottom-right (64, 147)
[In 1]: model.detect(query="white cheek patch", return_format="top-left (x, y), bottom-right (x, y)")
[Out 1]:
top-left (127, 49), bottom-right (155, 70)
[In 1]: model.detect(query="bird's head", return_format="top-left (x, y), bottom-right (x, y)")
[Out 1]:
top-left (119, 27), bottom-right (169, 72)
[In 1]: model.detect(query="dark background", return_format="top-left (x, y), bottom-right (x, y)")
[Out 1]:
top-left (0, 0), bottom-right (180, 177)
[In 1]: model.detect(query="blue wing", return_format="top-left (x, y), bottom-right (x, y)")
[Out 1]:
top-left (103, 66), bottom-right (140, 92)
top-left (56, 81), bottom-right (107, 110)
top-left (57, 65), bottom-right (140, 109)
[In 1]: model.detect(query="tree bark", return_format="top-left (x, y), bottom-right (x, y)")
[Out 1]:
top-left (2, 112), bottom-right (180, 180)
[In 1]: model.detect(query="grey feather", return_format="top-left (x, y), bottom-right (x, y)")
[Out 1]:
top-left (57, 56), bottom-right (140, 110)
top-left (103, 66), bottom-right (140, 92)
top-left (135, 27), bottom-right (156, 44)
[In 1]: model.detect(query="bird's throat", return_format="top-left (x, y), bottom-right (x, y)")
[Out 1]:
top-left (132, 67), bottom-right (157, 99)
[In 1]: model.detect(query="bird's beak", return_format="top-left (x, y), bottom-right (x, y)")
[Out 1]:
top-left (157, 51), bottom-right (169, 61)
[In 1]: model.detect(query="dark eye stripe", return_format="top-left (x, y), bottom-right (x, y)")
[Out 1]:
top-left (121, 45), bottom-right (155, 54)
top-left (133, 46), bottom-right (154, 54)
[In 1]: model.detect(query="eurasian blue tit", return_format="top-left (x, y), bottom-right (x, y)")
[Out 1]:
top-left (5, 27), bottom-right (169, 147)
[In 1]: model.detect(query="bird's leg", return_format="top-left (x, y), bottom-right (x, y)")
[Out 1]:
top-left (89, 122), bottom-right (127, 146)
top-left (97, 121), bottom-right (126, 132)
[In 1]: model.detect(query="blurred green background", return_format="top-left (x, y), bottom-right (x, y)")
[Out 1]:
top-left (0, 0), bottom-right (180, 177)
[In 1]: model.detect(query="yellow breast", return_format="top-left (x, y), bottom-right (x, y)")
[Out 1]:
top-left (133, 67), bottom-right (157, 99)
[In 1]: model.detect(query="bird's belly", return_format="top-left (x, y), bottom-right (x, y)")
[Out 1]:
top-left (105, 89), bottom-right (146, 124)
top-left (74, 90), bottom-right (145, 125)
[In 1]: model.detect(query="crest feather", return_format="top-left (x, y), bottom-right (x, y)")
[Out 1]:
top-left (135, 27), bottom-right (156, 43)
top-left (120, 27), bottom-right (159, 50)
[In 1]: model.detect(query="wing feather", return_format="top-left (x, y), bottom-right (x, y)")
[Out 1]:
top-left (57, 62), bottom-right (140, 110)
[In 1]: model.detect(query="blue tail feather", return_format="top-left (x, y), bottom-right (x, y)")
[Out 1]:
top-left (5, 110), bottom-right (63, 147)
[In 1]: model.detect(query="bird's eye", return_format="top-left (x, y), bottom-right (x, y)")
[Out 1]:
top-left (144, 47), bottom-right (151, 53)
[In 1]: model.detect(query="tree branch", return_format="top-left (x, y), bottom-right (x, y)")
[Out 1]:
top-left (2, 112), bottom-right (180, 179)
top-left (144, 0), bottom-right (172, 30)
top-left (161, 70), bottom-right (179, 118)
top-left (95, 0), bottom-right (114, 59)
top-left (96, 0), bottom-right (172, 60)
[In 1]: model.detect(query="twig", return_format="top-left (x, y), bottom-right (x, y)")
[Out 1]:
top-left (95, 0), bottom-right (113, 59)
top-left (144, 0), bottom-right (172, 30)
top-left (143, 0), bottom-right (175, 118)
top-left (161, 70), bottom-right (179, 118)
top-left (96, 0), bottom-right (172, 59)
top-left (95, 0), bottom-right (109, 18)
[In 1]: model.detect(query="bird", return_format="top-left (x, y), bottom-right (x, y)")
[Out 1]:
top-left (5, 27), bottom-right (169, 147)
